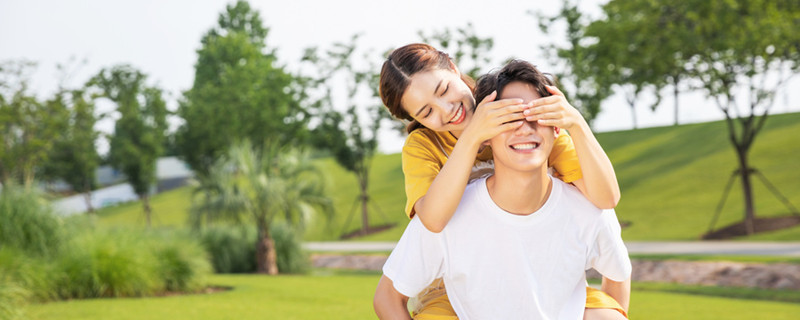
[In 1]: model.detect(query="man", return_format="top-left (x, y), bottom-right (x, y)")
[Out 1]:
top-left (373, 60), bottom-right (632, 320)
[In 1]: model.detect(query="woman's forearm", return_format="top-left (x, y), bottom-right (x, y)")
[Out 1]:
top-left (601, 276), bottom-right (631, 312)
top-left (374, 276), bottom-right (413, 320)
top-left (414, 134), bottom-right (482, 233)
top-left (568, 122), bottom-right (620, 209)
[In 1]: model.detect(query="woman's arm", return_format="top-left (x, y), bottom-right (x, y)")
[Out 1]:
top-left (412, 92), bottom-right (527, 232)
top-left (374, 275), bottom-right (412, 320)
top-left (601, 276), bottom-right (631, 312)
top-left (527, 86), bottom-right (620, 209)
top-left (568, 120), bottom-right (621, 209)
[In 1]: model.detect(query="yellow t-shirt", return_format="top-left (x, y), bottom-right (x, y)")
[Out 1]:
top-left (401, 128), bottom-right (582, 218)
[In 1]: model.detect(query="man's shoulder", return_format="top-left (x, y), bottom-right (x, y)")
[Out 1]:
top-left (551, 178), bottom-right (604, 218)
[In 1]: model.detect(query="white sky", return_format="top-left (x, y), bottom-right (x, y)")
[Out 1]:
top-left (2, 0), bottom-right (798, 154)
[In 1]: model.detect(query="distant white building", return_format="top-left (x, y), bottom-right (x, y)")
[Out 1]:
top-left (52, 156), bottom-right (194, 216)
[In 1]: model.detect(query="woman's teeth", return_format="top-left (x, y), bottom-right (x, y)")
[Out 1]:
top-left (449, 105), bottom-right (463, 123)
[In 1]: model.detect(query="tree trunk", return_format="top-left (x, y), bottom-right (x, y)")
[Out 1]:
top-left (83, 192), bottom-right (94, 214)
top-left (673, 84), bottom-right (679, 126)
top-left (735, 147), bottom-right (756, 235)
top-left (142, 193), bottom-right (152, 227)
top-left (359, 176), bottom-right (369, 236)
top-left (630, 103), bottom-right (638, 129)
top-left (256, 227), bottom-right (279, 275)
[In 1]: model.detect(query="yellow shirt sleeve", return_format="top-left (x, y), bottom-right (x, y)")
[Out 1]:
top-left (549, 132), bottom-right (583, 183)
top-left (401, 130), bottom-right (448, 219)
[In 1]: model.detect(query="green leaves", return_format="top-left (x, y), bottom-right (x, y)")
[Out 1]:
top-left (177, 0), bottom-right (302, 178)
top-left (90, 65), bottom-right (167, 204)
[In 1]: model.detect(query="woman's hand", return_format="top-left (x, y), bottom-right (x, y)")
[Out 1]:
top-left (462, 90), bottom-right (528, 145)
top-left (524, 85), bottom-right (586, 131)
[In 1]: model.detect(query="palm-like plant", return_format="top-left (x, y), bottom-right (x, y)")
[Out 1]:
top-left (189, 140), bottom-right (331, 274)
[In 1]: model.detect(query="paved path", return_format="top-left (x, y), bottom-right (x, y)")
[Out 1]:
top-left (304, 241), bottom-right (800, 257)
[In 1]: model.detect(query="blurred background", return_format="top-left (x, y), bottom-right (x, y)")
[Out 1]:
top-left (1, 0), bottom-right (798, 319)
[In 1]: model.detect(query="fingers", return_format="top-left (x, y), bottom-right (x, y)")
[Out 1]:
top-left (528, 95), bottom-right (561, 108)
top-left (497, 111), bottom-right (527, 124)
top-left (526, 112), bottom-right (563, 126)
top-left (523, 104), bottom-right (559, 117)
top-left (545, 85), bottom-right (564, 97)
top-left (477, 90), bottom-right (497, 107)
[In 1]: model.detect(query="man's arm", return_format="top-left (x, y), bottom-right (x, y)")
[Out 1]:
top-left (601, 276), bottom-right (631, 312)
top-left (374, 275), bottom-right (412, 320)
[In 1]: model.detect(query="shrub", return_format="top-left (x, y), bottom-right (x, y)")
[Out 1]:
top-left (150, 230), bottom-right (212, 292)
top-left (0, 248), bottom-right (54, 302)
top-left (199, 226), bottom-right (257, 273)
top-left (52, 228), bottom-right (211, 299)
top-left (271, 223), bottom-right (309, 274)
top-left (53, 229), bottom-right (160, 298)
top-left (0, 184), bottom-right (63, 257)
top-left (199, 224), bottom-right (309, 274)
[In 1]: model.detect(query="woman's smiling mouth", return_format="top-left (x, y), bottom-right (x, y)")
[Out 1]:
top-left (448, 103), bottom-right (465, 125)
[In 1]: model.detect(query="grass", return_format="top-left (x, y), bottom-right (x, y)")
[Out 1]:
top-left (628, 254), bottom-right (800, 264)
top-left (87, 112), bottom-right (800, 241)
top-left (26, 274), bottom-right (800, 320)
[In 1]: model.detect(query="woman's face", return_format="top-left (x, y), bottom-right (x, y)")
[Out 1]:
top-left (400, 68), bottom-right (476, 133)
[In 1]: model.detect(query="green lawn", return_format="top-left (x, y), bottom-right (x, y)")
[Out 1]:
top-left (25, 274), bottom-right (800, 320)
top-left (88, 112), bottom-right (800, 241)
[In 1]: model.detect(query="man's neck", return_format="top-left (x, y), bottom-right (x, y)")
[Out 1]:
top-left (485, 166), bottom-right (552, 215)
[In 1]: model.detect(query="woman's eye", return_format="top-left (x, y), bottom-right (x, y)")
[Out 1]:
top-left (441, 84), bottom-right (449, 96)
top-left (424, 108), bottom-right (432, 118)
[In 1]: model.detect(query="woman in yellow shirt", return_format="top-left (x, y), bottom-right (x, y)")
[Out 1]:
top-left (377, 43), bottom-right (626, 319)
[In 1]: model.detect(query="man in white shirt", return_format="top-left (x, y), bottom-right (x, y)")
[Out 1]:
top-left (373, 60), bottom-right (632, 320)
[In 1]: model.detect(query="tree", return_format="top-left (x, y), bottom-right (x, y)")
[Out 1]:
top-left (584, 0), bottom-right (698, 127)
top-left (417, 23), bottom-right (495, 80)
top-left (535, 1), bottom-right (614, 127)
top-left (189, 140), bottom-right (331, 274)
top-left (588, 0), bottom-right (800, 235)
top-left (90, 65), bottom-right (167, 227)
top-left (0, 60), bottom-right (67, 187)
top-left (42, 87), bottom-right (100, 212)
top-left (300, 35), bottom-right (389, 236)
top-left (682, 0), bottom-right (800, 235)
top-left (176, 0), bottom-right (306, 178)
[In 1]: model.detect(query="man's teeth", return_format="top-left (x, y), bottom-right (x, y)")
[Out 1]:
top-left (510, 143), bottom-right (539, 150)
top-left (450, 105), bottom-right (463, 123)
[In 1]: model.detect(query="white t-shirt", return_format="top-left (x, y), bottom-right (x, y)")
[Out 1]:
top-left (383, 176), bottom-right (631, 320)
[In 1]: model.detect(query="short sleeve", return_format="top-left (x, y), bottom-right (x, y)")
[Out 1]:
top-left (587, 209), bottom-right (632, 282)
top-left (402, 132), bottom-right (444, 218)
top-left (549, 133), bottom-right (583, 183)
top-left (382, 218), bottom-right (446, 297)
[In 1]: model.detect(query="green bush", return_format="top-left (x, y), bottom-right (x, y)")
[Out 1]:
top-left (151, 230), bottom-right (212, 292)
top-left (199, 226), bottom-right (257, 273)
top-left (52, 228), bottom-right (211, 299)
top-left (0, 249), bottom-right (33, 320)
top-left (0, 184), bottom-right (63, 257)
top-left (199, 224), bottom-right (309, 274)
top-left (271, 223), bottom-right (309, 274)
top-left (0, 248), bottom-right (54, 302)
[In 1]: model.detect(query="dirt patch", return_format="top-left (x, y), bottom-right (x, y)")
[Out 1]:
top-left (339, 223), bottom-right (396, 239)
top-left (702, 216), bottom-right (800, 240)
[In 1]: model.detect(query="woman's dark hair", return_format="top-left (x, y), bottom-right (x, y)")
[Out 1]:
top-left (380, 43), bottom-right (475, 133)
top-left (474, 60), bottom-right (556, 105)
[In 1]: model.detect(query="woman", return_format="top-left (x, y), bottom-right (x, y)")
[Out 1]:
top-left (377, 43), bottom-right (626, 319)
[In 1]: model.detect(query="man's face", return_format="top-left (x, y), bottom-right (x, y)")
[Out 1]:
top-left (489, 81), bottom-right (556, 173)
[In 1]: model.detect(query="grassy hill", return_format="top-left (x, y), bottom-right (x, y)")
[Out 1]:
top-left (91, 112), bottom-right (800, 241)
